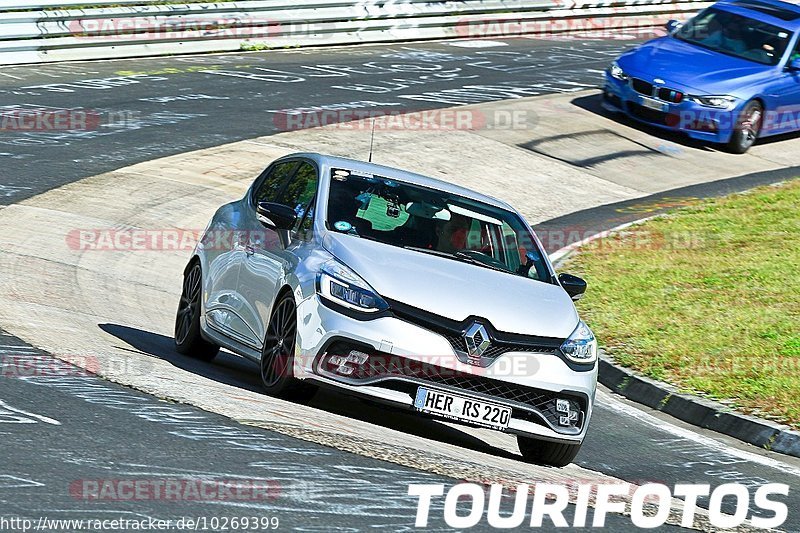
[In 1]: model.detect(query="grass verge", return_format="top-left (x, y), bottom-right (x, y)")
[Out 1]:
top-left (563, 179), bottom-right (800, 428)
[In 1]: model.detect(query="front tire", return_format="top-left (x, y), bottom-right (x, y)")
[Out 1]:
top-left (260, 293), bottom-right (317, 402)
top-left (518, 436), bottom-right (582, 467)
top-left (174, 262), bottom-right (219, 361)
top-left (727, 100), bottom-right (762, 154)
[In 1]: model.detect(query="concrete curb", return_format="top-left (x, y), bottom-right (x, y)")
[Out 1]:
top-left (550, 211), bottom-right (800, 460)
top-left (598, 354), bottom-right (800, 458)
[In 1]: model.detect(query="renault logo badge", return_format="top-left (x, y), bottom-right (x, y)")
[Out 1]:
top-left (464, 322), bottom-right (491, 364)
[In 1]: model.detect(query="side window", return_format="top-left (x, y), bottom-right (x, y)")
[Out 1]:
top-left (277, 162), bottom-right (319, 235)
top-left (254, 161), bottom-right (298, 204)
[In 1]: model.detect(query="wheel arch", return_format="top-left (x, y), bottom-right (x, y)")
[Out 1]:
top-left (183, 255), bottom-right (201, 275)
top-left (274, 284), bottom-right (295, 306)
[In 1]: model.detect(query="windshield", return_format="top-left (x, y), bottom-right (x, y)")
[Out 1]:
top-left (325, 169), bottom-right (553, 283)
top-left (674, 8), bottom-right (793, 65)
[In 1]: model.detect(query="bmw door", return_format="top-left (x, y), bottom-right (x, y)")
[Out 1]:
top-left (762, 39), bottom-right (800, 136)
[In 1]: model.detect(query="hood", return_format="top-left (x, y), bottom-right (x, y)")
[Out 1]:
top-left (618, 36), bottom-right (774, 95)
top-left (323, 232), bottom-right (579, 339)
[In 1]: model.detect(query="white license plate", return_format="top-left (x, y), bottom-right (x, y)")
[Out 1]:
top-left (640, 96), bottom-right (668, 112)
top-left (414, 387), bottom-right (511, 430)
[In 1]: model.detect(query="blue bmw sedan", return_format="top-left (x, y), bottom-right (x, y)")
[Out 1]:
top-left (604, 0), bottom-right (800, 153)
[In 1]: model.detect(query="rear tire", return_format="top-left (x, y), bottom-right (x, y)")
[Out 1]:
top-left (260, 293), bottom-right (317, 403)
top-left (174, 262), bottom-right (219, 361)
top-left (726, 100), bottom-right (762, 154)
top-left (517, 436), bottom-right (582, 467)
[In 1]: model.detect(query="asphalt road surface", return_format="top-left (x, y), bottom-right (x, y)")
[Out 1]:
top-left (0, 37), bottom-right (628, 202)
top-left (1, 329), bottom-right (687, 532)
top-left (1, 36), bottom-right (799, 531)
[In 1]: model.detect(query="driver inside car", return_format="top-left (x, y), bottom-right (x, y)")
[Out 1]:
top-left (435, 213), bottom-right (471, 253)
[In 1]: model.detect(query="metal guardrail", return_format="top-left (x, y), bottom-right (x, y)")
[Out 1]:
top-left (0, 0), bottom-right (705, 65)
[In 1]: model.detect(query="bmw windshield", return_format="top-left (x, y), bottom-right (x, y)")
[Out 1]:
top-left (326, 168), bottom-right (553, 283)
top-left (674, 7), bottom-right (793, 65)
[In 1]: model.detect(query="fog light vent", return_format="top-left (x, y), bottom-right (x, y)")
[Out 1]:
top-left (555, 398), bottom-right (580, 427)
top-left (325, 350), bottom-right (370, 376)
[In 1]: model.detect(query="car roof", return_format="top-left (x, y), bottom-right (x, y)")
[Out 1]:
top-left (279, 152), bottom-right (517, 212)
top-left (716, 0), bottom-right (800, 27)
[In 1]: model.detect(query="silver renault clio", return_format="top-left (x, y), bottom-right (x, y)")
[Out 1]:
top-left (175, 153), bottom-right (597, 466)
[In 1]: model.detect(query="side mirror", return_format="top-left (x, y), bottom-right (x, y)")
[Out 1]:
top-left (256, 202), bottom-right (296, 231)
top-left (558, 273), bottom-right (587, 301)
top-left (665, 19), bottom-right (682, 33)
top-left (787, 58), bottom-right (800, 71)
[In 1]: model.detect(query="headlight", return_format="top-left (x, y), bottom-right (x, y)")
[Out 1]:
top-left (317, 260), bottom-right (388, 313)
top-left (687, 95), bottom-right (736, 109)
top-left (608, 61), bottom-right (629, 81)
top-left (560, 321), bottom-right (597, 365)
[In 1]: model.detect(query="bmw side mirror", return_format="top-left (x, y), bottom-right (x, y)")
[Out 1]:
top-left (665, 19), bottom-right (682, 33)
top-left (788, 58), bottom-right (800, 72)
top-left (256, 202), bottom-right (296, 230)
top-left (558, 273), bottom-right (587, 301)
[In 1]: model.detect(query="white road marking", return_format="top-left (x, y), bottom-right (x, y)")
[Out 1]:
top-left (0, 399), bottom-right (61, 425)
top-left (0, 345), bottom-right (39, 350)
top-left (597, 390), bottom-right (800, 478)
top-left (0, 185), bottom-right (32, 198)
top-left (0, 475), bottom-right (44, 488)
top-left (447, 40), bottom-right (509, 48)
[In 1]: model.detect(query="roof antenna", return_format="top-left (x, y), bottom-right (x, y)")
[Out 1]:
top-left (368, 117), bottom-right (376, 163)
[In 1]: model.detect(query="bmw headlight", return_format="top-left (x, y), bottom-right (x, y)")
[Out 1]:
top-left (688, 95), bottom-right (736, 110)
top-left (560, 321), bottom-right (597, 365)
top-left (608, 61), bottom-right (629, 81)
top-left (317, 260), bottom-right (388, 313)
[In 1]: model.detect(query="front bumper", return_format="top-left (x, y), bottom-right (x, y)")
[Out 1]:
top-left (293, 295), bottom-right (597, 444)
top-left (603, 73), bottom-right (740, 144)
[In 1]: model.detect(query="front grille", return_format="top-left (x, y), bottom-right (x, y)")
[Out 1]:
top-left (318, 342), bottom-right (586, 432)
top-left (376, 358), bottom-right (585, 432)
top-left (446, 335), bottom-right (558, 359)
top-left (631, 77), bottom-right (683, 103)
top-left (386, 298), bottom-right (565, 362)
top-left (656, 87), bottom-right (684, 103)
top-left (629, 103), bottom-right (678, 127)
top-left (631, 78), bottom-right (653, 95)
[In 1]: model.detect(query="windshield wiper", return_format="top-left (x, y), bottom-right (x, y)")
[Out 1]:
top-left (403, 246), bottom-right (452, 257)
top-left (453, 251), bottom-right (512, 274)
top-left (403, 246), bottom-right (512, 274)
